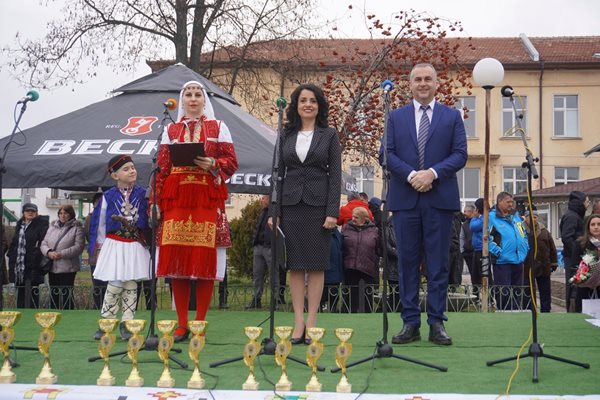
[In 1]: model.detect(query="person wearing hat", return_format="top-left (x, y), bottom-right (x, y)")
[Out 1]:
top-left (88, 155), bottom-right (151, 340)
top-left (7, 202), bottom-right (49, 308)
top-left (559, 190), bottom-right (590, 312)
top-left (523, 205), bottom-right (558, 312)
top-left (150, 80), bottom-right (238, 342)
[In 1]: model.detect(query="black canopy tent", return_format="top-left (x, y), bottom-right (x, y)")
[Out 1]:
top-left (1, 63), bottom-right (356, 196)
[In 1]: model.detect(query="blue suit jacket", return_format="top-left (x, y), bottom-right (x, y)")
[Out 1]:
top-left (384, 101), bottom-right (467, 211)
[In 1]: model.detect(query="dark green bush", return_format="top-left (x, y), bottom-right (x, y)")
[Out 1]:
top-left (228, 199), bottom-right (262, 279)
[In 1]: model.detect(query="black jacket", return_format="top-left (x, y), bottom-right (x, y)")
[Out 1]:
top-left (7, 215), bottom-right (49, 285)
top-left (252, 207), bottom-right (271, 247)
top-left (560, 194), bottom-right (587, 263)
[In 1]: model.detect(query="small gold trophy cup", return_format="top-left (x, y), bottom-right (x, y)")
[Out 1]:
top-left (242, 326), bottom-right (262, 390)
top-left (274, 326), bottom-right (293, 391)
top-left (125, 319), bottom-right (146, 387)
top-left (187, 320), bottom-right (207, 389)
top-left (96, 318), bottom-right (119, 386)
top-left (334, 328), bottom-right (354, 393)
top-left (305, 327), bottom-right (325, 392)
top-left (156, 320), bottom-right (177, 388)
top-left (0, 311), bottom-right (21, 383)
top-left (35, 312), bottom-right (61, 384)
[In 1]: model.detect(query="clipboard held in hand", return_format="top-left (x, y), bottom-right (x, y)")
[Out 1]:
top-left (168, 142), bottom-right (205, 166)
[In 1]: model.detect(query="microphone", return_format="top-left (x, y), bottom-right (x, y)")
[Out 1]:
top-left (17, 90), bottom-right (40, 104)
top-left (163, 98), bottom-right (177, 110)
top-left (276, 97), bottom-right (287, 109)
top-left (501, 85), bottom-right (515, 97)
top-left (381, 80), bottom-right (394, 93)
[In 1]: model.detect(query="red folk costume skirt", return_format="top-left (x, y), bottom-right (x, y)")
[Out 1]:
top-left (157, 166), bottom-right (228, 280)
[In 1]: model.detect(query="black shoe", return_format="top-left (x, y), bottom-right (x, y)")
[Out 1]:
top-left (219, 302), bottom-right (230, 309)
top-left (173, 327), bottom-right (190, 343)
top-left (94, 329), bottom-right (104, 340)
top-left (428, 322), bottom-right (452, 345)
top-left (119, 322), bottom-right (132, 341)
top-left (290, 329), bottom-right (306, 345)
top-left (392, 325), bottom-right (421, 344)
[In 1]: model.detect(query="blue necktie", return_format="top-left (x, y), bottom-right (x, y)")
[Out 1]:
top-left (418, 105), bottom-right (430, 170)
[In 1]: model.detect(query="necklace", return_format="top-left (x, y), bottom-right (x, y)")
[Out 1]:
top-left (183, 118), bottom-right (203, 142)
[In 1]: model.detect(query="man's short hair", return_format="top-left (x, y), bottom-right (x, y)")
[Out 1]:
top-left (496, 191), bottom-right (513, 204)
top-left (347, 192), bottom-right (360, 201)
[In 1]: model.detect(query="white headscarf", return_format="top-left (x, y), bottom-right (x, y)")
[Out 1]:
top-left (177, 80), bottom-right (215, 121)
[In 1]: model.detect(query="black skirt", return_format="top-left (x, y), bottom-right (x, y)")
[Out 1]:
top-left (281, 201), bottom-right (331, 271)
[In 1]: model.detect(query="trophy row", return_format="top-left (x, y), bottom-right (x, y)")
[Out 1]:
top-left (0, 311), bottom-right (354, 393)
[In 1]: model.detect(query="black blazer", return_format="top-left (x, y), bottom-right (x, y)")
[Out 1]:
top-left (278, 126), bottom-right (342, 217)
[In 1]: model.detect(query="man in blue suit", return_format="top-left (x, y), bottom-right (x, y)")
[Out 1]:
top-left (383, 63), bottom-right (467, 345)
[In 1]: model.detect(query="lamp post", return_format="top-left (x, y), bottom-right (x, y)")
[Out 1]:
top-left (472, 58), bottom-right (504, 313)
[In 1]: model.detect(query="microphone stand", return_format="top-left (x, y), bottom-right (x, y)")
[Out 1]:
top-left (210, 97), bottom-right (319, 371)
top-left (332, 84), bottom-right (446, 373)
top-left (486, 93), bottom-right (589, 382)
top-left (88, 105), bottom-right (187, 368)
top-left (1, 101), bottom-right (41, 368)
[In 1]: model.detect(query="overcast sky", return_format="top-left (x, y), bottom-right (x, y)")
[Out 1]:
top-left (1, 0), bottom-right (599, 135)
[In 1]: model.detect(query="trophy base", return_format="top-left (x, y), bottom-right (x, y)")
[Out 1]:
top-left (187, 378), bottom-right (206, 389)
top-left (157, 375), bottom-right (175, 388)
top-left (336, 382), bottom-right (352, 393)
top-left (0, 372), bottom-right (16, 384)
top-left (126, 378), bottom-right (144, 387)
top-left (36, 375), bottom-right (57, 385)
top-left (305, 376), bottom-right (322, 392)
top-left (275, 381), bottom-right (292, 391)
top-left (242, 382), bottom-right (259, 390)
top-left (96, 376), bottom-right (116, 386)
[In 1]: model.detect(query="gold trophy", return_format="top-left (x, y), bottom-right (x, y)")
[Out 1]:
top-left (187, 320), bottom-right (207, 389)
top-left (274, 326), bottom-right (293, 391)
top-left (35, 312), bottom-right (61, 384)
top-left (305, 327), bottom-right (325, 392)
top-left (334, 328), bottom-right (354, 393)
top-left (125, 319), bottom-right (146, 387)
top-left (156, 320), bottom-right (177, 388)
top-left (242, 326), bottom-right (262, 390)
top-left (0, 311), bottom-right (21, 383)
top-left (96, 318), bottom-right (119, 386)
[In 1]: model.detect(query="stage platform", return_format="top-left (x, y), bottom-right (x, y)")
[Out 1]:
top-left (1, 309), bottom-right (598, 398)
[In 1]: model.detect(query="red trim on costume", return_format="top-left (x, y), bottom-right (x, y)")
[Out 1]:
top-left (106, 233), bottom-right (137, 243)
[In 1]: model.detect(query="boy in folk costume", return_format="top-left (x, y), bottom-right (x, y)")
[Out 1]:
top-left (89, 155), bottom-right (151, 340)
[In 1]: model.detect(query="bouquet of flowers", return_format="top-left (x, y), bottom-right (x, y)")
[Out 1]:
top-left (569, 250), bottom-right (599, 288)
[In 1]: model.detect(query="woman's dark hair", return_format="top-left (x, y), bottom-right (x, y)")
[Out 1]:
top-left (58, 205), bottom-right (76, 221)
top-left (577, 213), bottom-right (600, 248)
top-left (284, 83), bottom-right (329, 132)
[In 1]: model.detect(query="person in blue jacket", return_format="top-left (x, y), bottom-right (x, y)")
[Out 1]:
top-left (488, 192), bottom-right (529, 310)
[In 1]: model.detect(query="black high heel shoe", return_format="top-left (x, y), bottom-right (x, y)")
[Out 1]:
top-left (290, 329), bottom-right (306, 345)
top-left (173, 326), bottom-right (190, 343)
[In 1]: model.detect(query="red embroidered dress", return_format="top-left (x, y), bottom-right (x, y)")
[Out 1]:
top-left (153, 116), bottom-right (238, 279)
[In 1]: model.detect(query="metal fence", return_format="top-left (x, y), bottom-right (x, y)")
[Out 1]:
top-left (1, 282), bottom-right (560, 313)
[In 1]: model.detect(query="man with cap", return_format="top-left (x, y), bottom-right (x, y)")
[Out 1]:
top-left (560, 190), bottom-right (590, 312)
top-left (523, 205), bottom-right (558, 312)
top-left (7, 202), bottom-right (49, 308)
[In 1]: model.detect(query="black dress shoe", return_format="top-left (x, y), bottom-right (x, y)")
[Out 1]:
top-left (391, 325), bottom-right (421, 344)
top-left (119, 321), bottom-right (132, 341)
top-left (244, 299), bottom-right (262, 309)
top-left (173, 327), bottom-right (190, 343)
top-left (428, 322), bottom-right (452, 345)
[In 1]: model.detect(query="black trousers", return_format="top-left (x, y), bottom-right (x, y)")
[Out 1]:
top-left (49, 271), bottom-right (77, 309)
top-left (342, 269), bottom-right (376, 313)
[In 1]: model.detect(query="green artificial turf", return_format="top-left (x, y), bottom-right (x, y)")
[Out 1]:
top-left (5, 309), bottom-right (599, 396)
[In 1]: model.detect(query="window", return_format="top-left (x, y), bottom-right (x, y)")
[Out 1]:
top-left (503, 167), bottom-right (527, 195)
top-left (502, 96), bottom-right (527, 136)
top-left (554, 167), bottom-right (579, 186)
top-left (350, 165), bottom-right (375, 197)
top-left (553, 95), bottom-right (579, 137)
top-left (457, 167), bottom-right (480, 208)
top-left (453, 96), bottom-right (476, 138)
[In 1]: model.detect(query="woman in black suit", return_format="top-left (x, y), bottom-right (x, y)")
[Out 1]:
top-left (270, 83), bottom-right (342, 343)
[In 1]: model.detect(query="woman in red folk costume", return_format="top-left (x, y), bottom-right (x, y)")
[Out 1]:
top-left (152, 80), bottom-right (238, 342)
